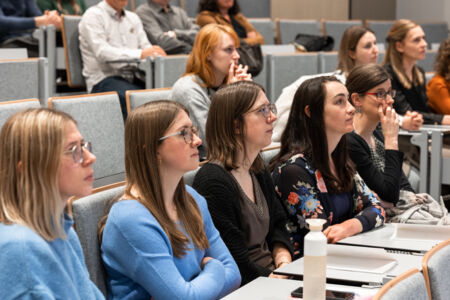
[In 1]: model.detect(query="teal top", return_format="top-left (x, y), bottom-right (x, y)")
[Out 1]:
top-left (37, 0), bottom-right (87, 15)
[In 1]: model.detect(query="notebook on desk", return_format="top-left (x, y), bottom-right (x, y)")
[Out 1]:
top-left (275, 243), bottom-right (423, 286)
top-left (338, 224), bottom-right (447, 253)
top-left (327, 244), bottom-right (397, 274)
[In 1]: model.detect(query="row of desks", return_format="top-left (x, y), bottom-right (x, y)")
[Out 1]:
top-left (223, 223), bottom-right (449, 299)
top-left (228, 127), bottom-right (450, 298)
top-left (401, 125), bottom-right (450, 200)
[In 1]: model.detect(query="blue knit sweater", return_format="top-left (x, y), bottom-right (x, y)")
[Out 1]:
top-left (101, 186), bottom-right (241, 300)
top-left (0, 214), bottom-right (104, 300)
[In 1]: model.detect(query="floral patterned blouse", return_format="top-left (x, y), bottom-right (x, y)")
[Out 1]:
top-left (271, 153), bottom-right (385, 257)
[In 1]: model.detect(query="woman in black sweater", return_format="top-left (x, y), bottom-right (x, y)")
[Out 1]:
top-left (193, 81), bottom-right (292, 285)
top-left (346, 64), bottom-right (414, 206)
top-left (383, 19), bottom-right (450, 125)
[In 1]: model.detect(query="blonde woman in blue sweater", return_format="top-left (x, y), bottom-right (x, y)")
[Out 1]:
top-left (0, 108), bottom-right (102, 299)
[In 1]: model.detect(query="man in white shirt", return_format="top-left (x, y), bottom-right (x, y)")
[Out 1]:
top-left (79, 0), bottom-right (166, 118)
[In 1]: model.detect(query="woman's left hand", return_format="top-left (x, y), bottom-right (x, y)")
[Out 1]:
top-left (323, 219), bottom-right (362, 244)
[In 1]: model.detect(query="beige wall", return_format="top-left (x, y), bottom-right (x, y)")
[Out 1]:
top-left (351, 0), bottom-right (396, 20)
top-left (271, 0), bottom-right (349, 20)
top-left (396, 0), bottom-right (445, 22)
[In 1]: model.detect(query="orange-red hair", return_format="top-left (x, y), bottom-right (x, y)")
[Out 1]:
top-left (185, 24), bottom-right (239, 87)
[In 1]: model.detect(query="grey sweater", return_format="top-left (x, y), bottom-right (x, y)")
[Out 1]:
top-left (171, 74), bottom-right (216, 152)
top-left (136, 1), bottom-right (198, 54)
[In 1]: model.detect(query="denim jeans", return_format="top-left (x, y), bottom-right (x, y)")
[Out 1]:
top-left (91, 76), bottom-right (145, 120)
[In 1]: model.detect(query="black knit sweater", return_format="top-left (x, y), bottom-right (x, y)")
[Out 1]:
top-left (347, 129), bottom-right (414, 205)
top-left (192, 163), bottom-right (293, 285)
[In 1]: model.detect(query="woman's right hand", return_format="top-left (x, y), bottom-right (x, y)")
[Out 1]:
top-left (378, 105), bottom-right (399, 150)
top-left (227, 61), bottom-right (252, 84)
top-left (201, 256), bottom-right (213, 269)
top-left (323, 219), bottom-right (362, 244)
top-left (268, 273), bottom-right (289, 279)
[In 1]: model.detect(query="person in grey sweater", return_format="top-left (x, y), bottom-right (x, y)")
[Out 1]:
top-left (171, 24), bottom-right (251, 158)
top-left (136, 0), bottom-right (199, 54)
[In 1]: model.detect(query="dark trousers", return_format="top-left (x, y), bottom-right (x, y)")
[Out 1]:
top-left (0, 35), bottom-right (39, 57)
top-left (91, 76), bottom-right (145, 120)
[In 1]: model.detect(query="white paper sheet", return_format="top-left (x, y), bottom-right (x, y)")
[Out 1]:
top-left (393, 223), bottom-right (450, 241)
top-left (326, 244), bottom-right (398, 274)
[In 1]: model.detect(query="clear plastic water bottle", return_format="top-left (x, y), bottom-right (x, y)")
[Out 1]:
top-left (303, 219), bottom-right (327, 300)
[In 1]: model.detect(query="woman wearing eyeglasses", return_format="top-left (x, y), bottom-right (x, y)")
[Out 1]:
top-left (346, 65), bottom-right (449, 223)
top-left (0, 108), bottom-right (102, 299)
top-left (100, 101), bottom-right (240, 299)
top-left (270, 76), bottom-right (385, 257)
top-left (193, 81), bottom-right (293, 286)
top-left (345, 64), bottom-right (416, 208)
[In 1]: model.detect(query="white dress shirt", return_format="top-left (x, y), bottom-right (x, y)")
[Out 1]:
top-left (79, 1), bottom-right (151, 91)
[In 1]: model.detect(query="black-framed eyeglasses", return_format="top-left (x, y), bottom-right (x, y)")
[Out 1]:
top-left (250, 103), bottom-right (277, 119)
top-left (64, 141), bottom-right (92, 164)
top-left (159, 126), bottom-right (199, 144)
top-left (364, 89), bottom-right (396, 100)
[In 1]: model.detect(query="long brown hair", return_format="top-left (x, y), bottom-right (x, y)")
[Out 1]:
top-left (434, 38), bottom-right (450, 81)
top-left (383, 19), bottom-right (424, 88)
top-left (185, 24), bottom-right (239, 88)
top-left (270, 76), bottom-right (355, 193)
top-left (338, 26), bottom-right (375, 76)
top-left (100, 101), bottom-right (209, 258)
top-left (0, 108), bottom-right (76, 240)
top-left (57, 0), bottom-right (81, 15)
top-left (206, 81), bottom-right (265, 172)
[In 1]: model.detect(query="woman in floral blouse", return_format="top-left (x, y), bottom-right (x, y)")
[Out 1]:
top-left (270, 76), bottom-right (385, 258)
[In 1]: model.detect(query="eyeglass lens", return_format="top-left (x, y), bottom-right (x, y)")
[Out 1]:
top-left (261, 104), bottom-right (277, 118)
top-left (376, 89), bottom-right (396, 100)
top-left (73, 142), bottom-right (92, 163)
top-left (181, 127), bottom-right (198, 144)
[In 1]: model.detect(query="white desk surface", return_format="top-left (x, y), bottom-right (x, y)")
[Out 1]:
top-left (420, 124), bottom-right (450, 132)
top-left (222, 277), bottom-right (378, 300)
top-left (338, 224), bottom-right (446, 253)
top-left (274, 246), bottom-right (423, 286)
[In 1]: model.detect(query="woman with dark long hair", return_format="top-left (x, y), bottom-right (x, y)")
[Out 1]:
top-left (273, 25), bottom-right (384, 142)
top-left (270, 76), bottom-right (385, 257)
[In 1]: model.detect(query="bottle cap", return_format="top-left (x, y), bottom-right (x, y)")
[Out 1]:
top-left (306, 219), bottom-right (326, 231)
